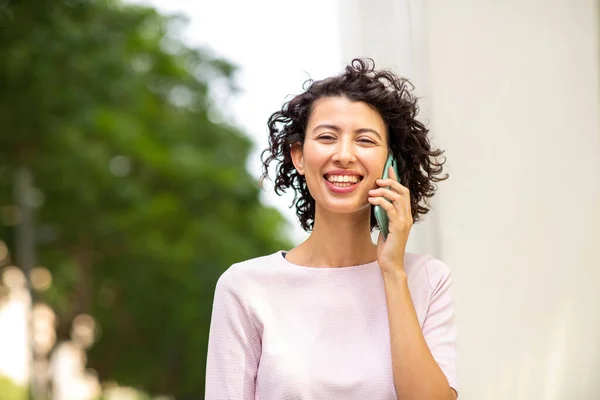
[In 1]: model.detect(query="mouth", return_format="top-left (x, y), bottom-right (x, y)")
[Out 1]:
top-left (323, 174), bottom-right (364, 191)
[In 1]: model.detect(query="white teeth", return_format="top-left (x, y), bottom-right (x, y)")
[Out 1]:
top-left (326, 175), bottom-right (361, 183)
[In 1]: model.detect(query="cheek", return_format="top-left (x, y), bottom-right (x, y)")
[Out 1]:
top-left (373, 162), bottom-right (386, 176)
top-left (302, 146), bottom-right (329, 172)
top-left (357, 151), bottom-right (386, 175)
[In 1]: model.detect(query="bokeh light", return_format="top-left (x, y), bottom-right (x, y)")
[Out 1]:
top-left (30, 267), bottom-right (53, 292)
top-left (71, 314), bottom-right (96, 349)
top-left (2, 266), bottom-right (26, 289)
top-left (25, 187), bottom-right (45, 208)
top-left (109, 155), bottom-right (132, 177)
top-left (32, 303), bottom-right (57, 357)
top-left (0, 240), bottom-right (8, 263)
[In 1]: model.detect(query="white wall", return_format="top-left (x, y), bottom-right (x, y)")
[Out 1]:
top-left (339, 0), bottom-right (444, 256)
top-left (339, 0), bottom-right (600, 398)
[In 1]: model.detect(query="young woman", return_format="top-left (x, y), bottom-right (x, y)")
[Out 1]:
top-left (205, 58), bottom-right (458, 399)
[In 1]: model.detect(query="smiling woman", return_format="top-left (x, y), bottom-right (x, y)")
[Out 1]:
top-left (262, 59), bottom-right (447, 234)
top-left (205, 59), bottom-right (458, 400)
top-left (290, 96), bottom-right (389, 216)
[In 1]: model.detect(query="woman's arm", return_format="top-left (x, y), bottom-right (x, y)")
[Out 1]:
top-left (382, 264), bottom-right (457, 400)
top-left (369, 168), bottom-right (458, 399)
top-left (205, 266), bottom-right (261, 399)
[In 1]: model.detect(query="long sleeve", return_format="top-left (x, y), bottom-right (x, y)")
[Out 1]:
top-left (422, 259), bottom-right (459, 394)
top-left (205, 266), bottom-right (262, 399)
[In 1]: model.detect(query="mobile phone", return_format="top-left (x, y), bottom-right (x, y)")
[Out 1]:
top-left (373, 154), bottom-right (399, 240)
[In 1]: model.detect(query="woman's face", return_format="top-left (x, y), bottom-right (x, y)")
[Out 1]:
top-left (291, 96), bottom-right (389, 216)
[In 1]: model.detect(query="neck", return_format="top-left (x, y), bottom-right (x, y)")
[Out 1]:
top-left (295, 206), bottom-right (377, 268)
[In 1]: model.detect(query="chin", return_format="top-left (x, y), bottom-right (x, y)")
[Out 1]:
top-left (318, 198), bottom-right (371, 216)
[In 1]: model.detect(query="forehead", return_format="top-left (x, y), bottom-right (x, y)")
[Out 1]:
top-left (307, 96), bottom-right (386, 131)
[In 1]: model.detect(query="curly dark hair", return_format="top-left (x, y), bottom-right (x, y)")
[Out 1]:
top-left (260, 58), bottom-right (448, 232)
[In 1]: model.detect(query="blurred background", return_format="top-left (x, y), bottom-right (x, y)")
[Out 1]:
top-left (0, 0), bottom-right (599, 399)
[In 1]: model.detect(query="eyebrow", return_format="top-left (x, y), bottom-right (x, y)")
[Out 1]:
top-left (313, 123), bottom-right (382, 140)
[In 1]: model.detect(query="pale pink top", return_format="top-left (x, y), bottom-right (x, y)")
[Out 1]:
top-left (205, 250), bottom-right (458, 399)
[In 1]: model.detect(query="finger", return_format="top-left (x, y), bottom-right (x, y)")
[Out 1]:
top-left (369, 188), bottom-right (410, 220)
top-left (376, 178), bottom-right (409, 195)
top-left (368, 195), bottom-right (398, 219)
top-left (368, 187), bottom-right (402, 203)
top-left (369, 196), bottom-right (411, 236)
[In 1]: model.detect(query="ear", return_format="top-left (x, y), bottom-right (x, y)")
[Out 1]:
top-left (290, 142), bottom-right (305, 175)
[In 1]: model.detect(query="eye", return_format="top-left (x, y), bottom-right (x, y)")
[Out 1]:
top-left (358, 138), bottom-right (376, 144)
top-left (318, 134), bottom-right (336, 141)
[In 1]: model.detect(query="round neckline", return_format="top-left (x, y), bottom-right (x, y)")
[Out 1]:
top-left (278, 250), bottom-right (379, 271)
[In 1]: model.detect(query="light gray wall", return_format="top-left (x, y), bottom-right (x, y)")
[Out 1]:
top-left (339, 0), bottom-right (600, 398)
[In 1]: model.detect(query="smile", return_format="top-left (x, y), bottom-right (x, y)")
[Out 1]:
top-left (323, 174), bottom-right (363, 193)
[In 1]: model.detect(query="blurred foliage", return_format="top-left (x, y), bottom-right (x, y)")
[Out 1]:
top-left (0, 375), bottom-right (27, 400)
top-left (0, 0), bottom-right (292, 397)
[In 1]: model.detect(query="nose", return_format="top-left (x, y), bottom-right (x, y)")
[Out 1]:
top-left (332, 139), bottom-right (356, 165)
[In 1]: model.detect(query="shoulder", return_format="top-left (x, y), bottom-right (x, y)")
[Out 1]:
top-left (215, 251), bottom-right (283, 290)
top-left (404, 252), bottom-right (453, 292)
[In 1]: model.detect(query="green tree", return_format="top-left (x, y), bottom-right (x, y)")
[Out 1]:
top-left (0, 0), bottom-right (292, 397)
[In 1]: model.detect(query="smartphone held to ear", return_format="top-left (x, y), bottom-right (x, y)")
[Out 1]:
top-left (373, 154), bottom-right (399, 240)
